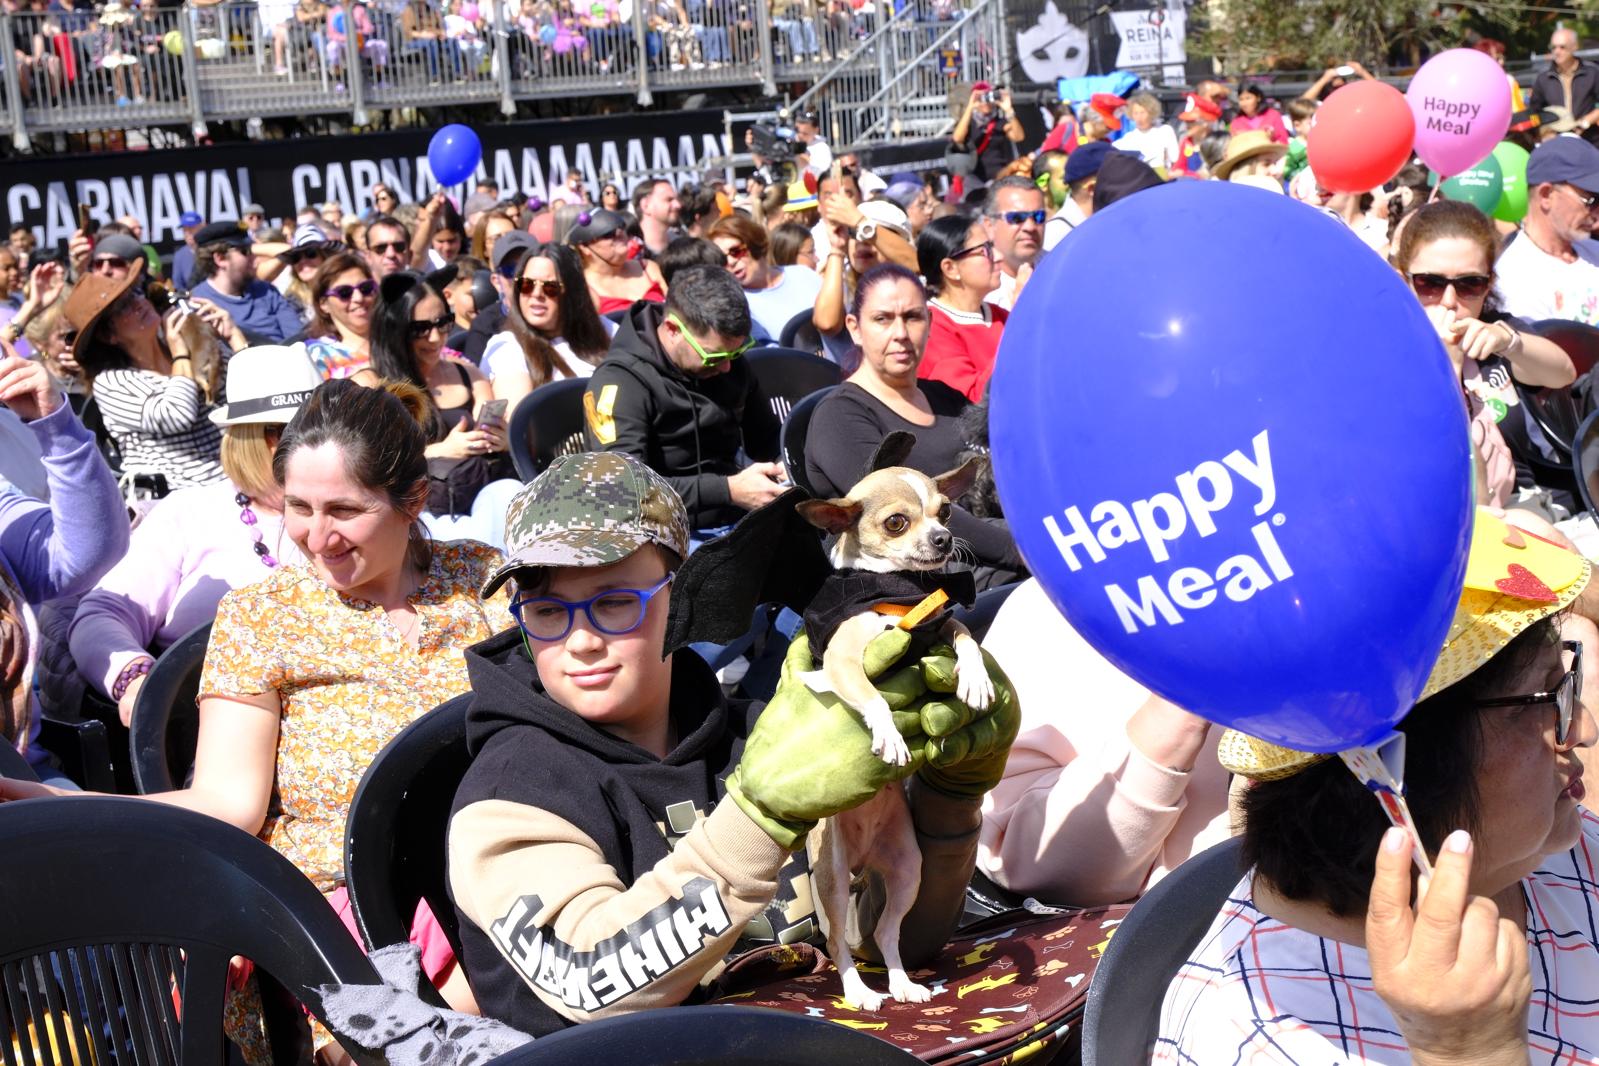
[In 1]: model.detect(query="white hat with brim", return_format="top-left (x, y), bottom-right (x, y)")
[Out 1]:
top-left (210, 345), bottom-right (325, 426)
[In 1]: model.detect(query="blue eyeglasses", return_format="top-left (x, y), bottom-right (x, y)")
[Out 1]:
top-left (509, 573), bottom-right (673, 641)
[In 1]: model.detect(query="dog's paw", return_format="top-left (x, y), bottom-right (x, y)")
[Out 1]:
top-left (888, 970), bottom-right (932, 1003)
top-left (956, 662), bottom-right (995, 713)
top-left (871, 726), bottom-right (912, 767)
top-left (840, 970), bottom-right (886, 1012)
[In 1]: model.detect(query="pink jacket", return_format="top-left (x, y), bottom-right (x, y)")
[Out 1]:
top-left (978, 579), bottom-right (1234, 904)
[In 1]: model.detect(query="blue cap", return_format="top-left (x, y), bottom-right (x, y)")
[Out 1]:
top-left (1064, 140), bottom-right (1130, 185)
top-left (1527, 135), bottom-right (1599, 194)
top-left (179, 211), bottom-right (203, 228)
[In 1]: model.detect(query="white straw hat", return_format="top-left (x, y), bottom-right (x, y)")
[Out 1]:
top-left (210, 345), bottom-right (324, 426)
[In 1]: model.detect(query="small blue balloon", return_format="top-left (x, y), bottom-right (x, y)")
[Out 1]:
top-left (991, 182), bottom-right (1472, 753)
top-left (428, 124), bottom-right (482, 188)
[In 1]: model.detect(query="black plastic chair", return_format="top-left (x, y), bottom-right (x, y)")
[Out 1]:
top-left (508, 378), bottom-right (590, 482)
top-left (36, 715), bottom-right (117, 793)
top-left (778, 309), bottom-right (822, 354)
top-left (0, 737), bottom-right (37, 782)
top-left (344, 695), bottom-right (472, 1008)
top-left (778, 386), bottom-right (834, 496)
top-left (1577, 409), bottom-right (1599, 515)
top-left (0, 796), bottom-right (385, 1065)
top-left (1518, 319), bottom-right (1599, 457)
top-left (129, 621), bottom-right (211, 795)
top-left (1080, 837), bottom-right (1247, 1066)
top-left (480, 1004), bottom-right (918, 1064)
top-left (746, 348), bottom-right (842, 424)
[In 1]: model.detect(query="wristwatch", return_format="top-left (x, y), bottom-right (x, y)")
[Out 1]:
top-left (854, 220), bottom-right (878, 242)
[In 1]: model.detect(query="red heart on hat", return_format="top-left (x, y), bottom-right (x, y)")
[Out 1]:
top-left (1496, 564), bottom-right (1557, 603)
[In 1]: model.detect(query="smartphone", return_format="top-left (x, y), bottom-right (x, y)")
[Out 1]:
top-left (1335, 65), bottom-right (1354, 77)
top-left (478, 398), bottom-right (509, 427)
top-left (77, 203), bottom-right (99, 238)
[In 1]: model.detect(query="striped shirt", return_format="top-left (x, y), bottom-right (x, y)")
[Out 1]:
top-left (92, 367), bottom-right (226, 490)
top-left (1156, 809), bottom-right (1599, 1064)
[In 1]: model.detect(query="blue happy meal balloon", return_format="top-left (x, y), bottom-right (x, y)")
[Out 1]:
top-left (990, 181), bottom-right (1472, 752)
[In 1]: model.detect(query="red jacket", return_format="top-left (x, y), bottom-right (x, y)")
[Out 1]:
top-left (919, 300), bottom-right (1008, 403)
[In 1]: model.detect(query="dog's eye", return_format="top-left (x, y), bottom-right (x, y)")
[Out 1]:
top-left (884, 514), bottom-right (909, 535)
top-left (937, 502), bottom-right (951, 522)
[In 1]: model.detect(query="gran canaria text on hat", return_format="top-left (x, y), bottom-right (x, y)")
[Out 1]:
top-left (1042, 431), bottom-right (1292, 634)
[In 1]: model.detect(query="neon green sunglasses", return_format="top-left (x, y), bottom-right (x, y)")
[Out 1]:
top-left (667, 312), bottom-right (755, 366)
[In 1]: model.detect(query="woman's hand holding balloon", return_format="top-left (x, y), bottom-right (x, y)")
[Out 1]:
top-left (1366, 827), bottom-right (1532, 1066)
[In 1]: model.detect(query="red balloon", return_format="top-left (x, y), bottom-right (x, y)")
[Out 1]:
top-left (1306, 80), bottom-right (1417, 193)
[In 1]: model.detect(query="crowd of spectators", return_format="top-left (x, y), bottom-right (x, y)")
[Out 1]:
top-left (10, 31), bottom-right (1599, 1062)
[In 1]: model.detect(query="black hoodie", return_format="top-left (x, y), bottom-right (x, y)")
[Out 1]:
top-left (447, 629), bottom-right (982, 1036)
top-left (581, 302), bottom-right (782, 529)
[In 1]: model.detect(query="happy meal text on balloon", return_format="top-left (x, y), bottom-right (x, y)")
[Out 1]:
top-left (1039, 430), bottom-right (1299, 634)
top-left (1420, 97), bottom-right (1481, 136)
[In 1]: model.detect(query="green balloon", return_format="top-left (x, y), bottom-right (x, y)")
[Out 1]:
top-left (1438, 153), bottom-right (1503, 214)
top-left (1491, 140), bottom-right (1530, 223)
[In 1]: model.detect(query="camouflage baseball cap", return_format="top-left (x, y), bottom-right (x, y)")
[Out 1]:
top-left (481, 451), bottom-right (691, 597)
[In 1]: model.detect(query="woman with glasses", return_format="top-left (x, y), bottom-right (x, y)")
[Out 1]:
top-left (301, 251), bottom-right (376, 380)
top-left (915, 213), bottom-right (1006, 403)
top-left (362, 272), bottom-right (518, 547)
top-left (1159, 512), bottom-right (1599, 1064)
top-left (1393, 201), bottom-right (1574, 512)
top-left (706, 213), bottom-right (822, 344)
top-left (483, 243), bottom-right (615, 409)
top-left (804, 264), bottom-right (1024, 590)
top-left (566, 208), bottom-right (668, 315)
top-left (1, 380), bottom-right (504, 1055)
top-left (368, 183), bottom-right (400, 221)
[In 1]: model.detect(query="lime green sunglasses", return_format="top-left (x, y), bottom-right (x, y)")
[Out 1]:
top-left (667, 312), bottom-right (755, 366)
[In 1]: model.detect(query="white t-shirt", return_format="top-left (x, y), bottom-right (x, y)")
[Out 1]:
top-left (1496, 231), bottom-right (1599, 325)
top-left (1042, 198), bottom-right (1087, 252)
top-left (745, 265), bottom-right (824, 342)
top-left (1114, 124), bottom-right (1180, 171)
top-left (481, 322), bottom-right (615, 384)
top-left (985, 268), bottom-right (1020, 312)
top-left (801, 136), bottom-right (833, 178)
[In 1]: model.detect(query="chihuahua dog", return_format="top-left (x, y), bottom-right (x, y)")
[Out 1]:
top-left (793, 452), bottom-right (992, 1011)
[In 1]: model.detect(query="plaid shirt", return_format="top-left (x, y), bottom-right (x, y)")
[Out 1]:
top-left (1156, 809), bottom-right (1599, 1064)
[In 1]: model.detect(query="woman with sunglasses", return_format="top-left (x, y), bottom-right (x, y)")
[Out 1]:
top-left (566, 208), bottom-right (667, 315)
top-left (1393, 201), bottom-right (1575, 512)
top-left (915, 213), bottom-right (1007, 404)
top-left (706, 213), bottom-right (823, 343)
top-left (483, 244), bottom-right (615, 410)
top-left (362, 272), bottom-right (518, 546)
top-left (804, 263), bottom-right (1024, 590)
top-left (301, 251), bottom-right (376, 380)
top-left (1160, 511), bottom-right (1599, 1065)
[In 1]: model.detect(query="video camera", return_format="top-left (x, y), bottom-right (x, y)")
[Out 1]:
top-left (750, 120), bottom-right (800, 185)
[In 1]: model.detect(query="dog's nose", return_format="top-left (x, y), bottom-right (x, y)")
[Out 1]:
top-left (930, 529), bottom-right (952, 552)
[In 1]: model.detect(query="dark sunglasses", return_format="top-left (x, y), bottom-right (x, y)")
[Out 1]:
top-left (91, 255), bottom-right (131, 273)
top-left (949, 239), bottom-right (995, 262)
top-left (516, 277), bottom-right (564, 298)
top-left (1409, 272), bottom-right (1493, 300)
top-left (369, 240), bottom-right (407, 255)
top-left (326, 280), bottom-right (377, 302)
top-left (409, 312), bottom-right (455, 338)
top-left (1474, 640), bottom-right (1583, 748)
top-left (722, 243), bottom-right (750, 261)
top-left (989, 209), bottom-right (1047, 226)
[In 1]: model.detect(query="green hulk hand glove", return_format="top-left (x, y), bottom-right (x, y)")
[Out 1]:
top-left (902, 644), bottom-right (1021, 800)
top-left (726, 630), bottom-right (1018, 850)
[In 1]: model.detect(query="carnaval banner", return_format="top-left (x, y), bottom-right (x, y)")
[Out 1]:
top-left (1, 109), bottom-right (730, 256)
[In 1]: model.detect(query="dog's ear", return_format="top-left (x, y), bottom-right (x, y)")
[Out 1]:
top-left (867, 431), bottom-right (916, 473)
top-left (796, 496), bottom-right (864, 535)
top-left (934, 457), bottom-right (981, 507)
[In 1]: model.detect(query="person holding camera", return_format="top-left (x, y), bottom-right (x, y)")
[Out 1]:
top-left (949, 81), bottom-right (1025, 192)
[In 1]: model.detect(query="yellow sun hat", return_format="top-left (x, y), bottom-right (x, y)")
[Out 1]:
top-left (1218, 507), bottom-right (1591, 781)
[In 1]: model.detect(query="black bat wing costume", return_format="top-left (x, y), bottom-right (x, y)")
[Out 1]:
top-left (662, 432), bottom-right (976, 664)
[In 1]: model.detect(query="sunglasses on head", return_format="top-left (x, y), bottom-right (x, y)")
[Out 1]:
top-left (369, 240), bottom-right (407, 255)
top-left (1409, 272), bottom-right (1493, 300)
top-left (516, 277), bottom-right (564, 298)
top-left (409, 312), bottom-right (455, 338)
top-left (667, 311), bottom-right (753, 366)
top-left (989, 209), bottom-right (1047, 226)
top-left (326, 279), bottom-right (377, 302)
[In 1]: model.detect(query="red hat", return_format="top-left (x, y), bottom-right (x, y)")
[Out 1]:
top-left (1090, 93), bottom-right (1125, 130)
top-left (1178, 92), bottom-right (1222, 122)
top-left (973, 80), bottom-right (993, 93)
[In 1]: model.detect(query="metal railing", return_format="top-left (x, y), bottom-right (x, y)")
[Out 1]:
top-left (0, 0), bottom-right (951, 147)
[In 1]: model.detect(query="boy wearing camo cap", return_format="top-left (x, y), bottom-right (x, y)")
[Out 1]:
top-left (448, 450), bottom-right (1017, 1035)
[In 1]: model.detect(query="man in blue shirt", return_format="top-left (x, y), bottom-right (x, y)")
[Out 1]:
top-left (189, 221), bottom-right (303, 344)
top-left (170, 210), bottom-right (203, 288)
